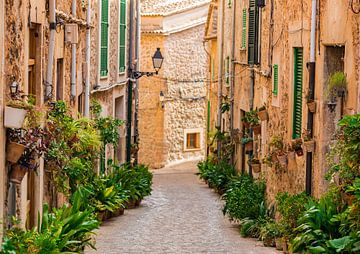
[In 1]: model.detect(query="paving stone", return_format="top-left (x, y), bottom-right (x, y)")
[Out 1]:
top-left (87, 161), bottom-right (280, 254)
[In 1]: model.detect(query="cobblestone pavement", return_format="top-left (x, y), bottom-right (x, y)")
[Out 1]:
top-left (88, 161), bottom-right (280, 254)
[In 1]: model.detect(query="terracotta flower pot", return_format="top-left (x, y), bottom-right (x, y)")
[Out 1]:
top-left (6, 142), bottom-right (26, 164)
top-left (97, 211), bottom-right (106, 221)
top-left (251, 163), bottom-right (261, 173)
top-left (295, 148), bottom-right (304, 157)
top-left (243, 122), bottom-right (250, 129)
top-left (245, 141), bottom-right (253, 152)
top-left (304, 140), bottom-right (315, 152)
top-left (263, 237), bottom-right (275, 247)
top-left (277, 154), bottom-right (287, 167)
top-left (125, 199), bottom-right (136, 209)
top-left (10, 164), bottom-right (27, 184)
top-left (275, 238), bottom-right (284, 251)
top-left (4, 106), bottom-right (28, 129)
top-left (257, 110), bottom-right (269, 121)
top-left (307, 101), bottom-right (317, 113)
top-left (252, 125), bottom-right (261, 135)
top-left (135, 199), bottom-right (142, 207)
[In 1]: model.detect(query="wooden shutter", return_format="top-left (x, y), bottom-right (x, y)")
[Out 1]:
top-left (242, 9), bottom-right (247, 48)
top-left (248, 0), bottom-right (259, 65)
top-left (100, 0), bottom-right (109, 77)
top-left (273, 64), bottom-right (279, 95)
top-left (292, 48), bottom-right (303, 139)
top-left (119, 0), bottom-right (126, 72)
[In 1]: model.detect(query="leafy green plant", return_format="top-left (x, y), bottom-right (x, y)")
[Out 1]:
top-left (241, 110), bottom-right (260, 127)
top-left (326, 71), bottom-right (347, 100)
top-left (223, 174), bottom-right (266, 222)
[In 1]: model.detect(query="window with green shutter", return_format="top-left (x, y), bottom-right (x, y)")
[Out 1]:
top-left (241, 9), bottom-right (247, 49)
top-left (248, 0), bottom-right (260, 65)
top-left (119, 0), bottom-right (126, 73)
top-left (292, 48), bottom-right (303, 139)
top-left (273, 64), bottom-right (279, 95)
top-left (100, 0), bottom-right (109, 77)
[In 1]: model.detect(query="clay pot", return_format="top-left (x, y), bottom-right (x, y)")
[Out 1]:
top-left (251, 163), bottom-right (261, 173)
top-left (97, 211), bottom-right (106, 221)
top-left (307, 101), bottom-right (317, 113)
top-left (263, 237), bottom-right (275, 247)
top-left (135, 199), bottom-right (142, 207)
top-left (6, 142), bottom-right (26, 164)
top-left (125, 199), bottom-right (136, 209)
top-left (275, 238), bottom-right (284, 251)
top-left (295, 148), bottom-right (304, 157)
top-left (252, 125), bottom-right (261, 135)
top-left (245, 141), bottom-right (253, 152)
top-left (10, 164), bottom-right (27, 184)
top-left (287, 151), bottom-right (296, 161)
top-left (243, 122), bottom-right (250, 129)
top-left (277, 154), bottom-right (287, 167)
top-left (258, 110), bottom-right (269, 121)
top-left (4, 106), bottom-right (28, 129)
top-left (304, 140), bottom-right (315, 152)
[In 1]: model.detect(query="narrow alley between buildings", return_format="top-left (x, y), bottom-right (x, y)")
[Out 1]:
top-left (88, 161), bottom-right (279, 254)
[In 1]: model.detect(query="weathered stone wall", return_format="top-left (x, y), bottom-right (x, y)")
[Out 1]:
top-left (214, 0), bottom-right (360, 203)
top-left (163, 25), bottom-right (207, 163)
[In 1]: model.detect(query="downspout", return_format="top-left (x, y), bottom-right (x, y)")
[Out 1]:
top-left (134, 0), bottom-right (140, 164)
top-left (84, 0), bottom-right (91, 117)
top-left (126, 0), bottom-right (134, 163)
top-left (230, 0), bottom-right (236, 164)
top-left (45, 0), bottom-right (56, 101)
top-left (217, 0), bottom-right (225, 159)
top-left (70, 0), bottom-right (77, 100)
top-left (306, 0), bottom-right (317, 195)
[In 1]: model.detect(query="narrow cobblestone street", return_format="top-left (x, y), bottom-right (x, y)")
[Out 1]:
top-left (88, 161), bottom-right (279, 254)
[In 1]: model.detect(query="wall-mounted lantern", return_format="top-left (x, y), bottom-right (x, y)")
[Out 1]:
top-left (10, 81), bottom-right (19, 95)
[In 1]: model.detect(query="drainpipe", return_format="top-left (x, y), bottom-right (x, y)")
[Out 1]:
top-left (70, 0), bottom-right (77, 100)
top-left (217, 0), bottom-right (225, 159)
top-left (84, 0), bottom-right (91, 117)
top-left (45, 0), bottom-right (56, 101)
top-left (134, 0), bottom-right (140, 164)
top-left (306, 0), bottom-right (317, 195)
top-left (126, 0), bottom-right (134, 163)
top-left (230, 0), bottom-right (236, 164)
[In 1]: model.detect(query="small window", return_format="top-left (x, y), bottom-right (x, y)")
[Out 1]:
top-left (184, 129), bottom-right (202, 151)
top-left (186, 133), bottom-right (200, 150)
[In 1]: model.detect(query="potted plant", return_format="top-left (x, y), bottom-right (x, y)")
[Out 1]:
top-left (252, 124), bottom-right (261, 136)
top-left (241, 136), bottom-right (253, 152)
top-left (269, 135), bottom-right (287, 167)
top-left (290, 139), bottom-right (304, 157)
top-left (249, 157), bottom-right (261, 173)
top-left (242, 110), bottom-right (260, 129)
top-left (231, 128), bottom-right (242, 143)
top-left (302, 129), bottom-right (315, 152)
top-left (306, 93), bottom-right (316, 113)
top-left (4, 91), bottom-right (34, 129)
top-left (260, 221), bottom-right (280, 247)
top-left (257, 105), bottom-right (269, 121)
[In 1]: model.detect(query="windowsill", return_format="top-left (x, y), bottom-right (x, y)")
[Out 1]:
top-left (100, 75), bottom-right (108, 80)
top-left (184, 148), bottom-right (202, 152)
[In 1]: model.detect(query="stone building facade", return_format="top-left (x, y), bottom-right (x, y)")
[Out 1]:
top-left (207, 0), bottom-right (360, 202)
top-left (139, 0), bottom-right (210, 168)
top-left (0, 0), bottom-right (136, 232)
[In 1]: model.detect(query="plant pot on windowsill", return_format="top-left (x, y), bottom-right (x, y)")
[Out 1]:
top-left (307, 100), bottom-right (317, 113)
top-left (252, 125), bottom-right (261, 135)
top-left (251, 163), bottom-right (261, 173)
top-left (6, 142), bottom-right (26, 164)
top-left (4, 106), bottom-right (28, 129)
top-left (257, 109), bottom-right (269, 121)
top-left (10, 164), bottom-right (27, 184)
top-left (303, 140), bottom-right (315, 152)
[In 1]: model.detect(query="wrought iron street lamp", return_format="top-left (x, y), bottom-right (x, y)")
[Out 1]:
top-left (126, 48), bottom-right (164, 163)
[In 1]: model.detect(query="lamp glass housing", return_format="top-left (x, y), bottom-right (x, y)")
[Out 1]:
top-left (152, 48), bottom-right (164, 72)
top-left (10, 82), bottom-right (19, 95)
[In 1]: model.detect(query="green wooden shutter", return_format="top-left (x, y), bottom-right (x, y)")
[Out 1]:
top-left (242, 9), bottom-right (247, 49)
top-left (119, 0), bottom-right (126, 72)
top-left (248, 0), bottom-right (259, 65)
top-left (292, 48), bottom-right (303, 139)
top-left (273, 64), bottom-right (279, 95)
top-left (100, 0), bottom-right (109, 77)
